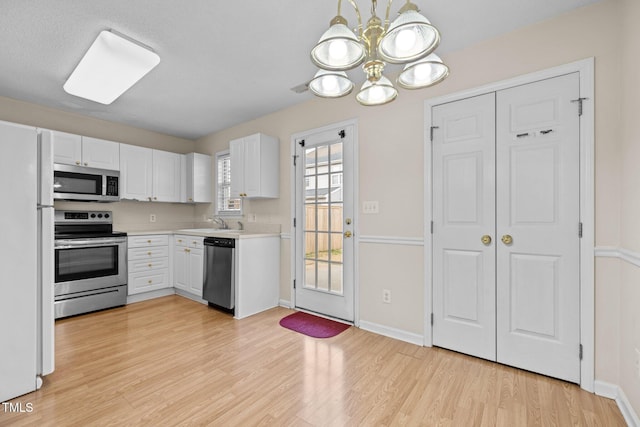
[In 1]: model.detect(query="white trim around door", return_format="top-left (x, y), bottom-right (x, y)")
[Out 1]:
top-left (424, 58), bottom-right (595, 392)
top-left (290, 118), bottom-right (360, 325)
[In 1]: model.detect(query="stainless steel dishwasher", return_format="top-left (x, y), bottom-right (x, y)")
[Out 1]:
top-left (202, 237), bottom-right (235, 313)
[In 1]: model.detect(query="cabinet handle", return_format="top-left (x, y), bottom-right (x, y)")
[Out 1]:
top-left (148, 263), bottom-right (152, 268)
top-left (84, 162), bottom-right (88, 166)
top-left (192, 241), bottom-right (197, 244)
top-left (148, 197), bottom-right (152, 201)
top-left (177, 239), bottom-right (182, 243)
top-left (148, 280), bottom-right (152, 284)
top-left (481, 235), bottom-right (492, 245)
top-left (147, 240), bottom-right (152, 243)
top-left (75, 161), bottom-right (81, 165)
top-left (153, 197), bottom-right (157, 200)
top-left (501, 235), bottom-right (513, 245)
top-left (147, 251), bottom-right (152, 256)
top-left (188, 198), bottom-right (193, 201)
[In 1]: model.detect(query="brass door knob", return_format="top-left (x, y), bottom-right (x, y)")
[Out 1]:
top-left (344, 231), bottom-right (352, 238)
top-left (501, 235), bottom-right (513, 245)
top-left (481, 235), bottom-right (492, 245)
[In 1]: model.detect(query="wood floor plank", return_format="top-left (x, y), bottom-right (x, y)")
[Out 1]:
top-left (0, 295), bottom-right (626, 426)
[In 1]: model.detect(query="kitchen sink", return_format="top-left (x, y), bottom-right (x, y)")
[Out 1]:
top-left (177, 228), bottom-right (238, 233)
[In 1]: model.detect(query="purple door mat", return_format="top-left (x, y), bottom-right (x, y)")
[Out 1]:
top-left (279, 311), bottom-right (350, 338)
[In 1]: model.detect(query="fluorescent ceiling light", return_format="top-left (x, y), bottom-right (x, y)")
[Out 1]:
top-left (63, 30), bottom-right (160, 105)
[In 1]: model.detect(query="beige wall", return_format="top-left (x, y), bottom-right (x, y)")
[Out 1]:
top-left (618, 0), bottom-right (640, 414)
top-left (196, 0), bottom-right (627, 380)
top-left (0, 95), bottom-right (198, 231)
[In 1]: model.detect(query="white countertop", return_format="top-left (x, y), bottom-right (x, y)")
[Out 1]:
top-left (124, 228), bottom-right (280, 239)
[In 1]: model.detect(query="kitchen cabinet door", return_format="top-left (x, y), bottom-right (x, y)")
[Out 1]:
top-left (185, 153), bottom-right (212, 203)
top-left (230, 133), bottom-right (279, 198)
top-left (120, 144), bottom-right (153, 201)
top-left (173, 244), bottom-right (189, 291)
top-left (52, 131), bottom-right (82, 166)
top-left (187, 247), bottom-right (204, 296)
top-left (152, 149), bottom-right (181, 202)
top-left (82, 137), bottom-right (120, 170)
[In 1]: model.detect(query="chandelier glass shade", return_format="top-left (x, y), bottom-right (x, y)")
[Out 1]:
top-left (397, 53), bottom-right (449, 89)
top-left (309, 0), bottom-right (448, 106)
top-left (309, 70), bottom-right (354, 98)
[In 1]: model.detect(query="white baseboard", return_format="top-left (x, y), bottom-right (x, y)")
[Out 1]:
top-left (126, 288), bottom-right (176, 304)
top-left (358, 320), bottom-right (423, 346)
top-left (174, 289), bottom-right (207, 305)
top-left (594, 380), bottom-right (640, 427)
top-left (279, 299), bottom-right (292, 308)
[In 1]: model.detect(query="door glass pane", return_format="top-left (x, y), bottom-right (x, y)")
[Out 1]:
top-left (55, 246), bottom-right (117, 282)
top-left (330, 263), bottom-right (343, 294)
top-left (302, 140), bottom-right (344, 296)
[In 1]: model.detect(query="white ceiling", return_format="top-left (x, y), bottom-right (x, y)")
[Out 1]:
top-left (0, 0), bottom-right (602, 140)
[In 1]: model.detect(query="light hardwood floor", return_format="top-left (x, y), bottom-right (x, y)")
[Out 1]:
top-left (2, 295), bottom-right (625, 426)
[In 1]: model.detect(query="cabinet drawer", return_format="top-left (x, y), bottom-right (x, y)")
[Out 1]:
top-left (128, 269), bottom-right (170, 295)
top-left (128, 257), bottom-right (169, 273)
top-left (129, 235), bottom-right (169, 248)
top-left (175, 235), bottom-right (204, 249)
top-left (128, 246), bottom-right (169, 260)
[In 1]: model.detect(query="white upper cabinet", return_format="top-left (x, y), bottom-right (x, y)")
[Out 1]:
top-left (230, 133), bottom-right (279, 199)
top-left (119, 144), bottom-right (181, 202)
top-left (120, 144), bottom-right (153, 201)
top-left (152, 149), bottom-right (182, 202)
top-left (184, 153), bottom-right (212, 203)
top-left (52, 131), bottom-right (119, 170)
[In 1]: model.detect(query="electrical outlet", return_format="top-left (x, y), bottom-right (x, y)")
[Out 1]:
top-left (248, 213), bottom-right (257, 223)
top-left (382, 289), bottom-right (391, 304)
top-left (362, 201), bottom-right (379, 214)
top-left (635, 348), bottom-right (640, 380)
top-left (149, 214), bottom-right (156, 223)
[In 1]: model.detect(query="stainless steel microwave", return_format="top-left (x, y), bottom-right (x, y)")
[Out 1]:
top-left (53, 164), bottom-right (120, 202)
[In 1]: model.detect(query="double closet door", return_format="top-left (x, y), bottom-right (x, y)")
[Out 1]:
top-left (431, 73), bottom-right (581, 383)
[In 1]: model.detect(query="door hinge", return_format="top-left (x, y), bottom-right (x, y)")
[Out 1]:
top-left (338, 129), bottom-right (346, 139)
top-left (571, 97), bottom-right (588, 116)
top-left (579, 222), bottom-right (583, 238)
top-left (430, 126), bottom-right (439, 142)
top-left (293, 218), bottom-right (296, 227)
top-left (430, 221), bottom-right (434, 234)
top-left (293, 279), bottom-right (296, 289)
top-left (579, 344), bottom-right (583, 360)
top-left (430, 313), bottom-right (434, 326)
top-left (298, 139), bottom-right (305, 147)
top-left (292, 155), bottom-right (299, 166)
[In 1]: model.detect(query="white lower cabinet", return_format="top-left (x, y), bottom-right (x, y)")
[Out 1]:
top-left (173, 235), bottom-right (204, 297)
top-left (128, 235), bottom-right (171, 295)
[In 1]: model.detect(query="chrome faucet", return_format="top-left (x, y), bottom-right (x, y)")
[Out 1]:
top-left (237, 221), bottom-right (244, 231)
top-left (213, 217), bottom-right (228, 229)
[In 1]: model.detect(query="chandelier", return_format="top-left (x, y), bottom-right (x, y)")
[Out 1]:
top-left (308, 0), bottom-right (449, 106)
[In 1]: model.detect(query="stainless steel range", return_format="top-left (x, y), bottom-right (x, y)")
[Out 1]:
top-left (54, 210), bottom-right (127, 319)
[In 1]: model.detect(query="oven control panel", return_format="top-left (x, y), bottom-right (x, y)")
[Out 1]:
top-left (55, 210), bottom-right (113, 224)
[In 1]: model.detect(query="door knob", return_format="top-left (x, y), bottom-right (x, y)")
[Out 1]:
top-left (344, 231), bottom-right (352, 238)
top-left (501, 234), bottom-right (513, 245)
top-left (481, 235), bottom-right (492, 245)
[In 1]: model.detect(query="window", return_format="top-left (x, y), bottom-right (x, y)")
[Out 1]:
top-left (216, 151), bottom-right (242, 215)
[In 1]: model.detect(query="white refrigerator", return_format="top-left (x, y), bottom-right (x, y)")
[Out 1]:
top-left (0, 121), bottom-right (55, 402)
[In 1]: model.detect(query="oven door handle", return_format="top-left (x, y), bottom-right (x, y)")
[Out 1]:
top-left (55, 238), bottom-right (126, 249)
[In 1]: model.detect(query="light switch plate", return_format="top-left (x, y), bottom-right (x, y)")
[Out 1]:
top-left (363, 201), bottom-right (379, 214)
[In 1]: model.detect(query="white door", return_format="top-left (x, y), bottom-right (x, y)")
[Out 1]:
top-left (294, 124), bottom-right (355, 321)
top-left (152, 150), bottom-right (181, 202)
top-left (432, 93), bottom-right (497, 360)
top-left (495, 73), bottom-right (581, 383)
top-left (82, 136), bottom-right (120, 170)
top-left (431, 73), bottom-right (581, 383)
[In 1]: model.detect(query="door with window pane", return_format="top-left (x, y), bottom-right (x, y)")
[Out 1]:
top-left (294, 124), bottom-right (354, 321)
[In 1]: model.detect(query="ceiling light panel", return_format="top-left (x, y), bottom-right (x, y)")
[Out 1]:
top-left (63, 30), bottom-right (160, 105)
